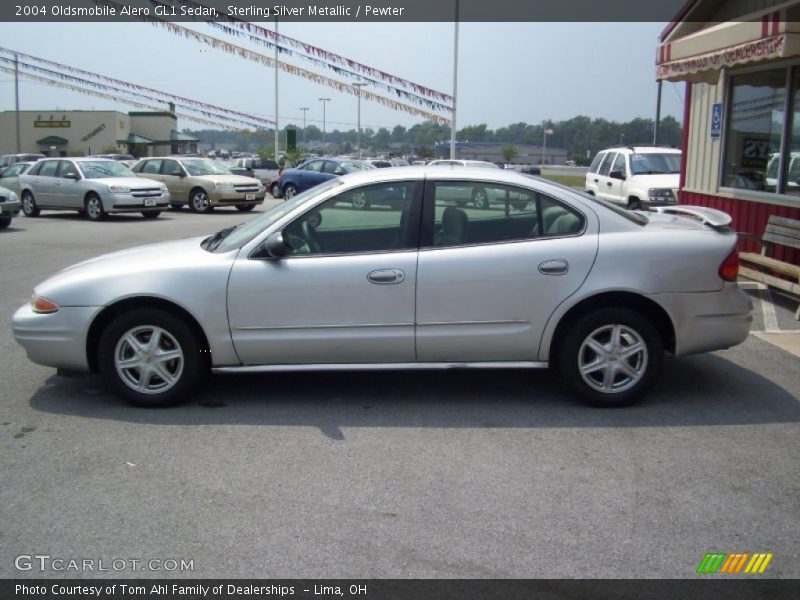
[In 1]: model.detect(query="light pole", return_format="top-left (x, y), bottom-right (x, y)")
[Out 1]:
top-left (450, 0), bottom-right (459, 159)
top-left (319, 98), bottom-right (331, 150)
top-left (352, 82), bottom-right (367, 158)
top-left (274, 18), bottom-right (279, 162)
top-left (299, 107), bottom-right (309, 149)
top-left (542, 124), bottom-right (552, 166)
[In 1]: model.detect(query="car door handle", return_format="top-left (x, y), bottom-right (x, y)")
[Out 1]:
top-left (607, 182), bottom-right (613, 186)
top-left (368, 269), bottom-right (405, 284)
top-left (539, 260), bottom-right (569, 275)
top-left (593, 178), bottom-right (599, 183)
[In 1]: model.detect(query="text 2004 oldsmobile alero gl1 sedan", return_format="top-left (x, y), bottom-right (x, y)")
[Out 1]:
top-left (12, 167), bottom-right (752, 407)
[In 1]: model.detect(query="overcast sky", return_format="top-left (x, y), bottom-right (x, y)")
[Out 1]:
top-left (0, 21), bottom-right (685, 133)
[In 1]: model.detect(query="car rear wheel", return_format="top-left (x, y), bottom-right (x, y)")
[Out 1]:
top-left (141, 211), bottom-right (161, 219)
top-left (21, 191), bottom-right (39, 217)
top-left (85, 194), bottom-right (106, 221)
top-left (627, 198), bottom-right (642, 210)
top-left (556, 307), bottom-right (663, 407)
top-left (189, 189), bottom-right (212, 213)
top-left (236, 204), bottom-right (256, 212)
top-left (98, 308), bottom-right (207, 407)
top-left (283, 184), bottom-right (297, 200)
top-left (472, 187), bottom-right (489, 209)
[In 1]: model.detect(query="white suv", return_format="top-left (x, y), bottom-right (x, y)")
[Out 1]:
top-left (585, 146), bottom-right (681, 210)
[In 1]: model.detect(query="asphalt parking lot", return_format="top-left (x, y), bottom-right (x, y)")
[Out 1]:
top-left (1, 204), bottom-right (798, 579)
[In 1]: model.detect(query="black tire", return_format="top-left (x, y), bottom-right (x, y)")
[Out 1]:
top-left (472, 186), bottom-right (489, 209)
top-left (97, 308), bottom-right (208, 407)
top-left (350, 192), bottom-right (370, 210)
top-left (85, 194), bottom-right (106, 221)
top-left (556, 307), bottom-right (663, 407)
top-left (236, 204), bottom-right (256, 212)
top-left (169, 203), bottom-right (182, 211)
top-left (283, 184), bottom-right (298, 200)
top-left (627, 198), bottom-right (642, 210)
top-left (21, 191), bottom-right (39, 217)
top-left (270, 183), bottom-right (282, 199)
top-left (0, 216), bottom-right (11, 229)
top-left (189, 188), bottom-right (212, 213)
top-left (142, 211), bottom-right (161, 219)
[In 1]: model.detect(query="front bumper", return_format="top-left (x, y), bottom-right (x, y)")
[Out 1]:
top-left (648, 282), bottom-right (753, 356)
top-left (1, 198), bottom-right (21, 216)
top-left (12, 303), bottom-right (100, 371)
top-left (106, 191), bottom-right (171, 212)
top-left (210, 190), bottom-right (266, 206)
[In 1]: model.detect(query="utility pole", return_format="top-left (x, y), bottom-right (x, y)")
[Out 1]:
top-left (653, 80), bottom-right (663, 145)
top-left (542, 123), bottom-right (552, 166)
top-left (14, 53), bottom-right (21, 153)
top-left (300, 107), bottom-right (309, 148)
top-left (449, 0), bottom-right (459, 159)
top-left (352, 82), bottom-right (367, 158)
top-left (274, 18), bottom-right (280, 161)
top-left (319, 98), bottom-right (330, 149)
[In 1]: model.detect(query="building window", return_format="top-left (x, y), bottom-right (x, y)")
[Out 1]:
top-left (722, 68), bottom-right (786, 193)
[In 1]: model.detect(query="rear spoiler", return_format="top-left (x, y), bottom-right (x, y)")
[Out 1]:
top-left (649, 205), bottom-right (733, 229)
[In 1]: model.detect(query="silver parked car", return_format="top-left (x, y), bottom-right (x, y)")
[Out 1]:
top-left (18, 158), bottom-right (170, 220)
top-left (12, 167), bottom-right (752, 407)
top-left (0, 161), bottom-right (34, 197)
top-left (0, 184), bottom-right (21, 229)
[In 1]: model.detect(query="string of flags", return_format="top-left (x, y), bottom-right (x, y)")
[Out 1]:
top-left (156, 0), bottom-right (453, 106)
top-left (0, 47), bottom-right (275, 128)
top-left (0, 64), bottom-right (269, 135)
top-left (92, 0), bottom-right (453, 124)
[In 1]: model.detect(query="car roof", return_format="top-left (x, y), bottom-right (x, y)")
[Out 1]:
top-left (601, 146), bottom-right (681, 154)
top-left (333, 165), bottom-right (562, 189)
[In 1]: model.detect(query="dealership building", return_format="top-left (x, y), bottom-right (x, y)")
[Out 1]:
top-left (434, 141), bottom-right (568, 165)
top-left (0, 108), bottom-right (198, 158)
top-left (658, 0), bottom-right (800, 265)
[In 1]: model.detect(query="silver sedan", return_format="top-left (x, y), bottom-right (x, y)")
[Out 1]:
top-left (12, 167), bottom-right (752, 407)
top-left (18, 158), bottom-right (170, 220)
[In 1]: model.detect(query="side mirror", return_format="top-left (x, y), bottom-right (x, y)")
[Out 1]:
top-left (261, 232), bottom-right (288, 259)
top-left (333, 168), bottom-right (346, 176)
top-left (171, 170), bottom-right (185, 177)
top-left (609, 170), bottom-right (625, 181)
top-left (64, 173), bottom-right (80, 180)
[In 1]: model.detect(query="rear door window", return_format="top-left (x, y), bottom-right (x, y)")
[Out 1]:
top-left (588, 152), bottom-right (605, 174)
top-left (598, 153), bottom-right (615, 177)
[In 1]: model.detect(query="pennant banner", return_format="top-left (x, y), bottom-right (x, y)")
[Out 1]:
top-left (159, 0), bottom-right (454, 105)
top-left (93, 0), bottom-right (452, 124)
top-left (0, 46), bottom-right (275, 127)
top-left (0, 65), bottom-right (272, 136)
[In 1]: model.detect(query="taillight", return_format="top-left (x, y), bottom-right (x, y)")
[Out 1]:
top-left (718, 248), bottom-right (739, 282)
top-left (31, 294), bottom-right (59, 314)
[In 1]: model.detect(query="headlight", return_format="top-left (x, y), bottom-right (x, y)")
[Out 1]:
top-left (8, 191), bottom-right (18, 202)
top-left (30, 294), bottom-right (59, 314)
top-left (160, 185), bottom-right (168, 192)
top-left (648, 188), bottom-right (674, 200)
top-left (107, 184), bottom-right (130, 194)
top-left (214, 182), bottom-right (234, 191)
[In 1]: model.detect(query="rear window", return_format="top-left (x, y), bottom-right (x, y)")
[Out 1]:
top-left (588, 152), bottom-right (605, 174)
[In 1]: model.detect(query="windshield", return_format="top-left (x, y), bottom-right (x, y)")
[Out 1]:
top-left (341, 160), bottom-right (375, 172)
top-left (181, 159), bottom-right (232, 176)
top-left (629, 153), bottom-right (681, 175)
top-left (79, 161), bottom-right (136, 179)
top-left (210, 178), bottom-right (344, 253)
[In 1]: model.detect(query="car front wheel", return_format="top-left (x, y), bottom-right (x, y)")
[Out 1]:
top-left (98, 308), bottom-right (207, 407)
top-left (190, 189), bottom-right (212, 213)
top-left (21, 191), bottom-right (40, 217)
top-left (283, 184), bottom-right (297, 199)
top-left (472, 187), bottom-right (489, 209)
top-left (270, 183), bottom-right (281, 198)
top-left (85, 194), bottom-right (106, 221)
top-left (0, 216), bottom-right (11, 229)
top-left (556, 307), bottom-right (663, 407)
top-left (236, 204), bottom-right (256, 212)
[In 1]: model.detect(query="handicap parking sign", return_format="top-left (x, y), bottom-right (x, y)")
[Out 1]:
top-left (710, 103), bottom-right (722, 138)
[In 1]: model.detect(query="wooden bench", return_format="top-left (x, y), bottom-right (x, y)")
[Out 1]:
top-left (739, 215), bottom-right (800, 320)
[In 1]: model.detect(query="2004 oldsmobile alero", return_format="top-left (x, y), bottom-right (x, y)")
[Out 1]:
top-left (12, 166), bottom-right (752, 408)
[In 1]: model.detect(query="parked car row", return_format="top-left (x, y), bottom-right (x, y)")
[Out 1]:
top-left (0, 155), bottom-right (266, 224)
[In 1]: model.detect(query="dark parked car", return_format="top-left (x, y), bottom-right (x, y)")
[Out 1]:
top-left (276, 158), bottom-right (374, 199)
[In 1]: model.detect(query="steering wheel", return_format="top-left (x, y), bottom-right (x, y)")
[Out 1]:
top-left (301, 220), bottom-right (323, 254)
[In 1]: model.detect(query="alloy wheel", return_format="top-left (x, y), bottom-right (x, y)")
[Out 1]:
top-left (577, 324), bottom-right (648, 394)
top-left (114, 325), bottom-right (185, 395)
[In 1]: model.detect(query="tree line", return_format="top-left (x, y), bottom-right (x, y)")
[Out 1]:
top-left (186, 115), bottom-right (681, 165)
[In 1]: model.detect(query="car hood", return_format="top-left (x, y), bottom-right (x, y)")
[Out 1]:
top-left (35, 236), bottom-right (234, 307)
top-left (95, 176), bottom-right (163, 188)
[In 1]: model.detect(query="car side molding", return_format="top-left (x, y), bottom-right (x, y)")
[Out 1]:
top-left (212, 361), bottom-right (549, 374)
